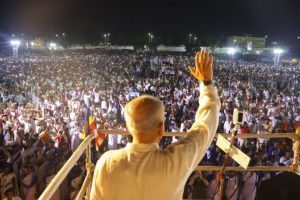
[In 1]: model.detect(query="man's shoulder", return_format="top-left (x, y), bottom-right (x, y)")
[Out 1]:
top-left (95, 149), bottom-right (128, 173)
top-left (98, 149), bottom-right (125, 162)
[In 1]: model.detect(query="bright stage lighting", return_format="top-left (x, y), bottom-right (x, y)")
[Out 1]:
top-left (228, 48), bottom-right (236, 55)
top-left (273, 48), bottom-right (283, 54)
top-left (10, 40), bottom-right (21, 47)
top-left (49, 43), bottom-right (57, 50)
top-left (50, 43), bottom-right (57, 48)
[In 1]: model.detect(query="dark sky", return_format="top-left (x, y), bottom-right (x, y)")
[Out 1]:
top-left (0, 0), bottom-right (300, 43)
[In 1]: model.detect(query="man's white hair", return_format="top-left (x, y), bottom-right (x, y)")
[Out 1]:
top-left (125, 95), bottom-right (164, 135)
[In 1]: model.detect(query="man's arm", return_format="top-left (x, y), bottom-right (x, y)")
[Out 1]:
top-left (166, 50), bottom-right (220, 174)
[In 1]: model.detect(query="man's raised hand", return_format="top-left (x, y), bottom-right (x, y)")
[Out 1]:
top-left (188, 50), bottom-right (213, 82)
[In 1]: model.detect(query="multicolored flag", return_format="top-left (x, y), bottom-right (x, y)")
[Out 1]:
top-left (82, 106), bottom-right (105, 150)
top-left (81, 106), bottom-right (91, 140)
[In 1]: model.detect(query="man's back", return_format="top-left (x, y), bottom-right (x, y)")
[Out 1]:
top-left (91, 130), bottom-right (210, 200)
top-left (91, 98), bottom-right (220, 200)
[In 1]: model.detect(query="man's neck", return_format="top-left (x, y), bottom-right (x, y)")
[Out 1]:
top-left (132, 136), bottom-right (159, 144)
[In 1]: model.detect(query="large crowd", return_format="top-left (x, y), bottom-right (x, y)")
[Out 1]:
top-left (0, 49), bottom-right (300, 200)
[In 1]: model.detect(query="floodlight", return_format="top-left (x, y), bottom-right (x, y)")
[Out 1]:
top-left (10, 40), bottom-right (20, 59)
top-left (10, 40), bottom-right (20, 46)
top-left (228, 48), bottom-right (236, 55)
top-left (50, 43), bottom-right (56, 47)
top-left (273, 49), bottom-right (283, 54)
top-left (49, 43), bottom-right (57, 50)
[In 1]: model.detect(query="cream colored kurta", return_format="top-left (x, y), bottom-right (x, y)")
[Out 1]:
top-left (91, 83), bottom-right (220, 200)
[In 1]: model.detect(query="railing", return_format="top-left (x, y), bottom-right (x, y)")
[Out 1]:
top-left (38, 134), bottom-right (94, 200)
top-left (38, 131), bottom-right (300, 200)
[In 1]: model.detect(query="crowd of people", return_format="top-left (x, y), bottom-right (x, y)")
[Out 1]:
top-left (0, 49), bottom-right (300, 200)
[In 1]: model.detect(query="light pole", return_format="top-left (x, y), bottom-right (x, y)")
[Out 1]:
top-left (148, 33), bottom-right (154, 43)
top-left (148, 33), bottom-right (151, 44)
top-left (273, 48), bottom-right (283, 67)
top-left (194, 37), bottom-right (197, 44)
top-left (228, 48), bottom-right (236, 59)
top-left (107, 33), bottom-right (110, 45)
top-left (233, 39), bottom-right (237, 45)
top-left (49, 43), bottom-right (56, 59)
top-left (148, 33), bottom-right (153, 51)
top-left (10, 40), bottom-right (20, 59)
top-left (62, 33), bottom-right (66, 41)
top-left (189, 34), bottom-right (192, 44)
top-left (104, 34), bottom-right (107, 46)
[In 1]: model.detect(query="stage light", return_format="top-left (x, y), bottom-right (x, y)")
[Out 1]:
top-left (50, 43), bottom-right (56, 47)
top-left (10, 40), bottom-right (20, 46)
top-left (49, 43), bottom-right (57, 50)
top-left (273, 49), bottom-right (283, 54)
top-left (228, 48), bottom-right (236, 55)
top-left (10, 40), bottom-right (20, 59)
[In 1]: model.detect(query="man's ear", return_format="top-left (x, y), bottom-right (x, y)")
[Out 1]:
top-left (157, 122), bottom-right (164, 136)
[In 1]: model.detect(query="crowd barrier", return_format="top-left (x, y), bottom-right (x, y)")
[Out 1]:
top-left (38, 131), bottom-right (300, 200)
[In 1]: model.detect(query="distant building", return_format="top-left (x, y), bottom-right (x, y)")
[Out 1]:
top-left (156, 44), bottom-right (186, 52)
top-left (227, 35), bottom-right (266, 51)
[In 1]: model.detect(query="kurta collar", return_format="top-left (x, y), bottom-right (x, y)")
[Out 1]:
top-left (125, 143), bottom-right (159, 152)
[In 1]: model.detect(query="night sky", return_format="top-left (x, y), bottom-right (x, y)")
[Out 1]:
top-left (0, 0), bottom-right (300, 44)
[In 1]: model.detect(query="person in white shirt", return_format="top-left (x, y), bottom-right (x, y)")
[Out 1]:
top-left (90, 50), bottom-right (220, 200)
top-left (224, 115), bottom-right (233, 134)
top-left (226, 171), bottom-right (239, 200)
top-left (83, 91), bottom-right (91, 106)
top-left (279, 151), bottom-right (293, 166)
top-left (93, 87), bottom-right (101, 106)
top-left (101, 97), bottom-right (108, 111)
top-left (240, 171), bottom-right (258, 200)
